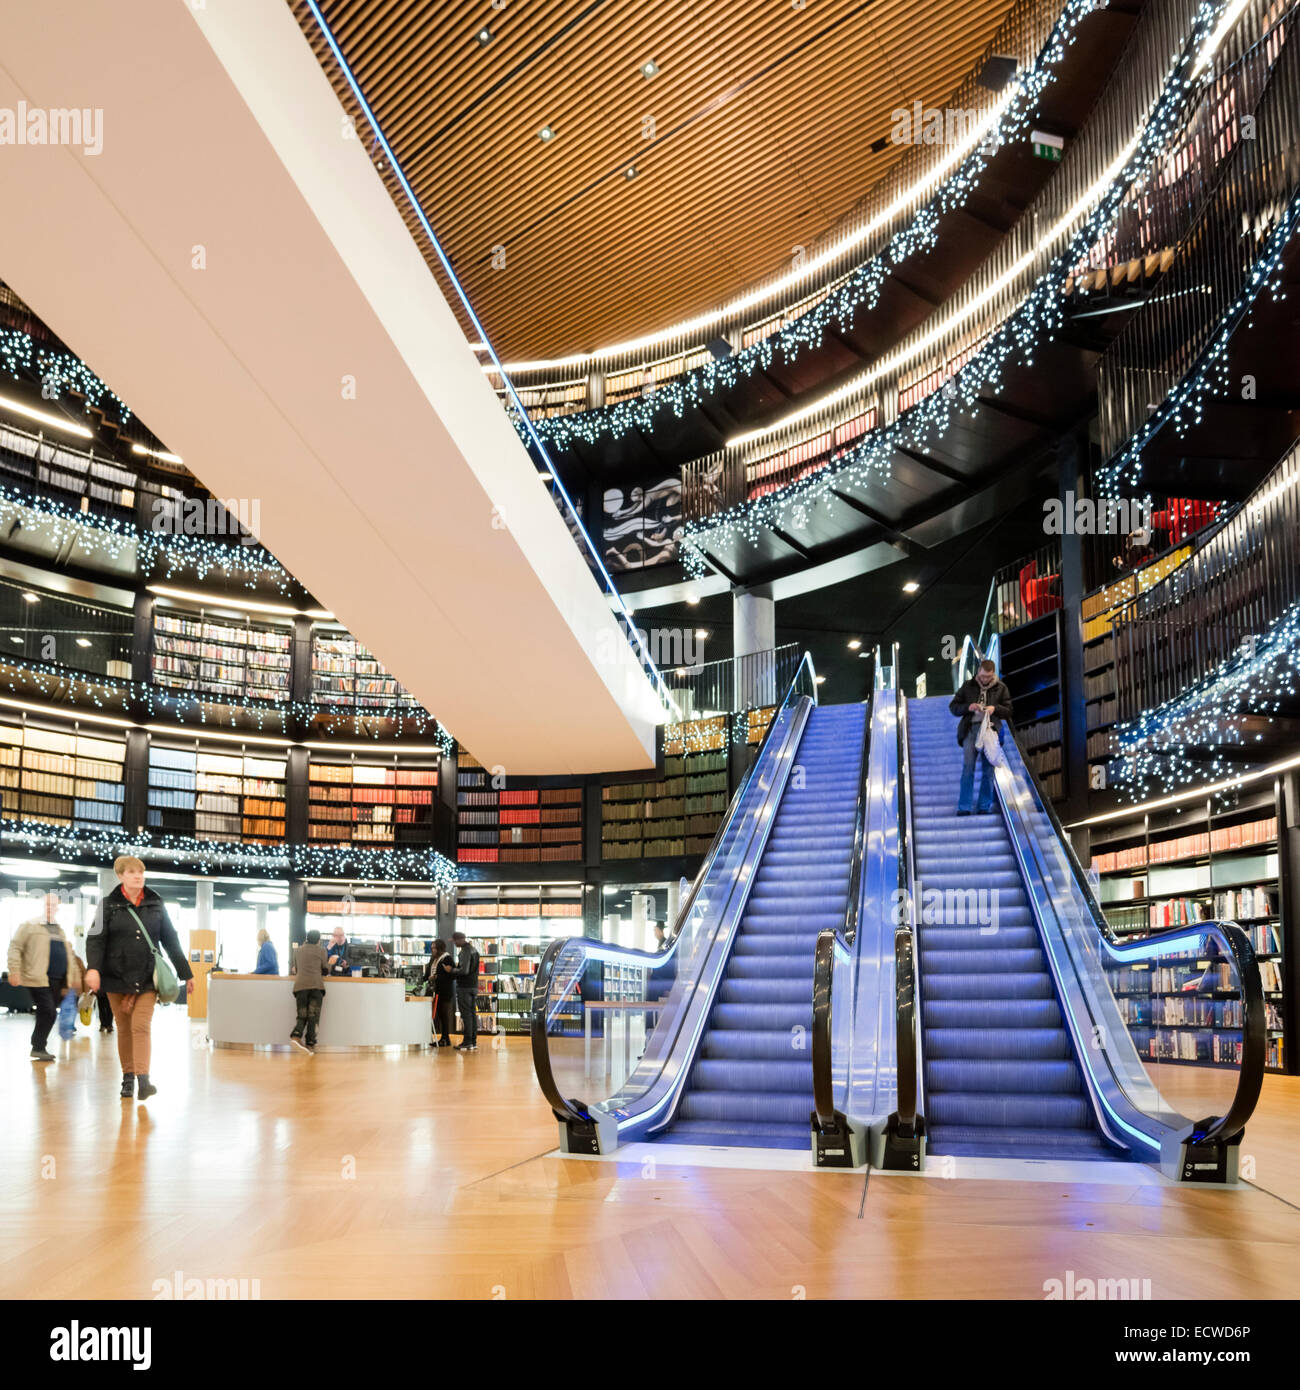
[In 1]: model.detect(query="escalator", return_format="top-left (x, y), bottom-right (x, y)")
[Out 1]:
top-left (661, 703), bottom-right (866, 1148)
top-left (812, 640), bottom-right (1267, 1180)
top-left (907, 695), bottom-right (1118, 1159)
top-left (530, 652), bottom-right (876, 1154)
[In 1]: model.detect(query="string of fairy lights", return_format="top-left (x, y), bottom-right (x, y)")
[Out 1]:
top-left (0, 649), bottom-right (455, 749)
top-left (0, 326), bottom-right (133, 425)
top-left (677, 0), bottom-right (1253, 575)
top-left (0, 818), bottom-right (458, 888)
top-left (517, 0), bottom-right (1112, 454)
top-left (1111, 595), bottom-right (1300, 802)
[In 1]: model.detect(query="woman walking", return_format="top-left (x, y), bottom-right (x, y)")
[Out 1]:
top-left (426, 938), bottom-right (456, 1047)
top-left (83, 856), bottom-right (192, 1100)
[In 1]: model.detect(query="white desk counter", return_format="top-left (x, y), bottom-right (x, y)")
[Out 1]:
top-left (208, 974), bottom-right (429, 1051)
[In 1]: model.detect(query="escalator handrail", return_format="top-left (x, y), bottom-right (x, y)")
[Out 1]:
top-left (969, 638), bottom-right (1266, 1148)
top-left (893, 662), bottom-right (922, 1133)
top-left (531, 650), bottom-right (818, 1127)
top-left (810, 658), bottom-right (877, 1130)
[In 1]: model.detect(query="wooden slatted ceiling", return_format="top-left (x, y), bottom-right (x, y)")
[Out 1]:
top-left (291, 0), bottom-right (1018, 362)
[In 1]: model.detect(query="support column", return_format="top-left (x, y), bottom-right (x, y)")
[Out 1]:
top-left (130, 590), bottom-right (154, 686)
top-left (122, 727), bottom-right (150, 837)
top-left (1278, 773), bottom-right (1300, 1075)
top-left (288, 877), bottom-right (307, 950)
top-left (733, 589), bottom-right (775, 711)
top-left (1057, 435), bottom-right (1089, 820)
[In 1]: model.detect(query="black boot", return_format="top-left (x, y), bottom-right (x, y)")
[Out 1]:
top-left (120, 1073), bottom-right (134, 1098)
top-left (136, 1073), bottom-right (157, 1100)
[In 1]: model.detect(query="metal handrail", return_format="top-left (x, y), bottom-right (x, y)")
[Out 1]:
top-left (892, 653), bottom-right (922, 1136)
top-left (530, 652), bottom-right (818, 1129)
top-left (810, 659), bottom-right (876, 1130)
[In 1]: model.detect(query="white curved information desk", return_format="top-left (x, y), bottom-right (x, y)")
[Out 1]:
top-left (208, 974), bottom-right (429, 1051)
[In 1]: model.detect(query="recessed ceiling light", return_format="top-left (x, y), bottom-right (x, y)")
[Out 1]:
top-left (8, 636), bottom-right (22, 644)
top-left (21, 592), bottom-right (38, 603)
top-left (695, 630), bottom-right (707, 640)
top-left (685, 593), bottom-right (700, 605)
top-left (538, 125), bottom-right (555, 143)
top-left (847, 639), bottom-right (861, 650)
top-left (815, 675), bottom-right (826, 684)
top-left (538, 471), bottom-right (553, 482)
top-left (476, 27), bottom-right (493, 46)
top-left (75, 638), bottom-right (92, 648)
top-left (641, 60), bottom-right (660, 79)
top-left (902, 581), bottom-right (920, 593)
top-left (675, 667), bottom-right (688, 676)
top-left (624, 164), bottom-right (637, 180)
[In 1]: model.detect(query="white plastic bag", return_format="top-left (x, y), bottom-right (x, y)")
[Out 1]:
top-left (976, 710), bottom-right (1006, 769)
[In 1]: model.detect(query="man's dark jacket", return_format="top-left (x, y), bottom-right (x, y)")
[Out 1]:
top-left (949, 678), bottom-right (1014, 747)
top-left (452, 944), bottom-right (480, 993)
top-left (86, 885), bottom-right (193, 995)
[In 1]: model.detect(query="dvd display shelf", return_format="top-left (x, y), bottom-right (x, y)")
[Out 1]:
top-left (1091, 800), bottom-right (1288, 1072)
top-left (0, 719), bottom-right (125, 830)
top-left (307, 760), bottom-right (438, 848)
top-left (602, 742), bottom-right (729, 862)
top-left (148, 744), bottom-right (287, 844)
top-left (310, 633), bottom-right (422, 713)
top-left (151, 609), bottom-right (292, 704)
top-left (456, 751), bottom-right (583, 864)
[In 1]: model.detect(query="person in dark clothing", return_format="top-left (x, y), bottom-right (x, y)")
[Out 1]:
top-left (325, 926), bottom-right (350, 976)
top-left (7, 892), bottom-right (83, 1061)
top-left (949, 658), bottom-right (1014, 815)
top-left (425, 938), bottom-right (456, 1047)
top-left (289, 929), bottom-right (330, 1054)
top-left (84, 856), bottom-right (192, 1099)
top-left (450, 932), bottom-right (481, 1051)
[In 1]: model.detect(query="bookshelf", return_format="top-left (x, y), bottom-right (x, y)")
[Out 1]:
top-left (148, 743), bottom-right (287, 844)
top-left (456, 751), bottom-right (584, 864)
top-left (305, 884), bottom-right (441, 972)
top-left (1000, 613), bottom-right (1064, 798)
top-left (1079, 547), bottom-right (1194, 785)
top-left (603, 719), bottom-right (728, 861)
top-left (0, 718), bottom-right (125, 829)
top-left (1091, 796), bottom-right (1287, 1072)
top-left (456, 883), bottom-right (583, 1034)
top-left (307, 758), bottom-right (438, 848)
top-left (310, 632), bottom-right (421, 713)
top-left (151, 608), bottom-right (292, 703)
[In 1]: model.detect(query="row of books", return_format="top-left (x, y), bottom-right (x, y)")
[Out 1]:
top-left (1093, 818), bottom-right (1279, 872)
top-left (155, 613), bottom-right (292, 652)
top-left (309, 764), bottom-right (437, 786)
top-left (458, 846), bottom-right (581, 863)
top-left (309, 786), bottom-right (433, 805)
top-left (457, 905), bottom-right (581, 920)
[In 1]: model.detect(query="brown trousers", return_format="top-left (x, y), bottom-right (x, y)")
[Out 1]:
top-left (107, 991), bottom-right (157, 1074)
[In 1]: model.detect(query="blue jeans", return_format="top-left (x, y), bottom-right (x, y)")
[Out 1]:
top-left (958, 726), bottom-right (998, 813)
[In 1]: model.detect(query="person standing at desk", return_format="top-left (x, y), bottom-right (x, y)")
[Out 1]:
top-left (450, 932), bottom-right (480, 1052)
top-left (326, 926), bottom-right (350, 976)
top-left (289, 929), bottom-right (330, 1054)
top-left (253, 927), bottom-right (279, 976)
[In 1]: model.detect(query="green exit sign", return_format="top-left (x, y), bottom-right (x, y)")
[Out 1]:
top-left (1031, 128), bottom-right (1064, 161)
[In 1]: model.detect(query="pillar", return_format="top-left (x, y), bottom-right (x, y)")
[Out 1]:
top-left (733, 589), bottom-right (775, 711)
top-left (288, 877), bottom-right (307, 949)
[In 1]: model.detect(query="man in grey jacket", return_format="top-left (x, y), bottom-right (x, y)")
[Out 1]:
top-left (7, 892), bottom-right (82, 1061)
top-left (289, 929), bottom-right (330, 1054)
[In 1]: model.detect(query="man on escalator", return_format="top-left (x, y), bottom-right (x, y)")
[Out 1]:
top-left (950, 658), bottom-right (1013, 815)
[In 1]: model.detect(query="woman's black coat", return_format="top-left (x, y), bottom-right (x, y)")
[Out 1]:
top-left (86, 885), bottom-right (193, 995)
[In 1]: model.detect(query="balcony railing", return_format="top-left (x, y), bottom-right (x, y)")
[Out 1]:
top-left (1097, 0), bottom-right (1300, 462)
top-left (1112, 435), bottom-right (1300, 723)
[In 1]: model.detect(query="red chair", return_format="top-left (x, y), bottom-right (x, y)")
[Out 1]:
top-left (1019, 560), bottom-right (1062, 621)
top-left (1151, 499), bottom-right (1219, 546)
